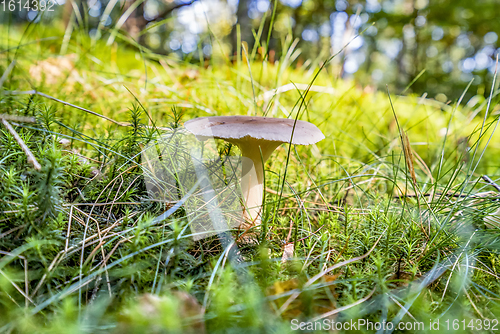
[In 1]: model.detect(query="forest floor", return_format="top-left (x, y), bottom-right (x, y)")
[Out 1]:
top-left (1, 24), bottom-right (500, 333)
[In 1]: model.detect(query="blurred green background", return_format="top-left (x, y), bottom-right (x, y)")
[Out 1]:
top-left (2, 0), bottom-right (499, 100)
top-left (1, 1), bottom-right (500, 333)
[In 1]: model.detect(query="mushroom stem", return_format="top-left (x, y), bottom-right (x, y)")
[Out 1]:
top-left (184, 115), bottom-right (326, 237)
top-left (230, 139), bottom-right (281, 226)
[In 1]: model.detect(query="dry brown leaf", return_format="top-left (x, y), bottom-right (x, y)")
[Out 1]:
top-left (121, 291), bottom-right (205, 333)
top-left (393, 182), bottom-right (417, 197)
top-left (266, 274), bottom-right (340, 319)
top-left (388, 271), bottom-right (418, 288)
top-left (29, 54), bottom-right (81, 86)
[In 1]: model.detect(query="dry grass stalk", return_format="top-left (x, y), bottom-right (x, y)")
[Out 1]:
top-left (482, 175), bottom-right (500, 193)
top-left (0, 270), bottom-right (35, 307)
top-left (65, 205), bottom-right (74, 252)
top-left (0, 251), bottom-right (29, 307)
top-left (0, 114), bottom-right (36, 123)
top-left (5, 90), bottom-right (128, 127)
top-left (0, 117), bottom-right (41, 171)
top-left (402, 131), bottom-right (417, 185)
top-left (0, 60), bottom-right (16, 88)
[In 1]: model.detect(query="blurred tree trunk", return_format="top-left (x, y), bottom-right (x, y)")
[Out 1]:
top-left (290, 4), bottom-right (303, 40)
top-left (230, 0), bottom-right (253, 59)
top-left (120, 0), bottom-right (198, 44)
top-left (122, 0), bottom-right (146, 42)
top-left (62, 0), bottom-right (73, 28)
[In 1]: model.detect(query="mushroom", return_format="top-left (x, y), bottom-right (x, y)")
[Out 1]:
top-left (184, 116), bottom-right (325, 229)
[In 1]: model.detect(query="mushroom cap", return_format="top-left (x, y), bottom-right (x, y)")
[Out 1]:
top-left (184, 116), bottom-right (325, 145)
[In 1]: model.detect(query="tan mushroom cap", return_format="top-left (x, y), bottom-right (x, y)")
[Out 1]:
top-left (184, 115), bottom-right (325, 232)
top-left (184, 116), bottom-right (325, 145)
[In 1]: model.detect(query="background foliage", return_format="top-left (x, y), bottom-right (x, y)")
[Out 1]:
top-left (1, 0), bottom-right (500, 333)
top-left (2, 0), bottom-right (499, 99)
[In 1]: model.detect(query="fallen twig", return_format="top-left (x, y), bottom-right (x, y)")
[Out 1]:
top-left (2, 90), bottom-right (173, 131)
top-left (3, 90), bottom-right (127, 126)
top-left (482, 175), bottom-right (500, 193)
top-left (0, 114), bottom-right (36, 123)
top-left (0, 117), bottom-right (41, 170)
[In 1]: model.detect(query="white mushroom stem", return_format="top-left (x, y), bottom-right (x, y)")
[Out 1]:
top-left (229, 138), bottom-right (281, 226)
